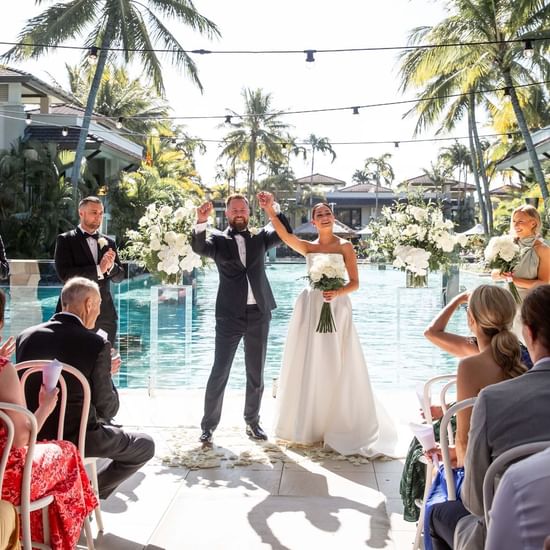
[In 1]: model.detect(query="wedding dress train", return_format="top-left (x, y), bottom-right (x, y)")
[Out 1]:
top-left (274, 253), bottom-right (398, 457)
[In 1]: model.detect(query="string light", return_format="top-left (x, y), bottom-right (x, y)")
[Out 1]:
top-left (88, 46), bottom-right (98, 64)
top-left (0, 37), bottom-right (546, 56)
top-left (503, 87), bottom-right (511, 102)
top-left (116, 116), bottom-right (123, 129)
top-left (352, 106), bottom-right (360, 115)
top-left (523, 39), bottom-right (534, 58)
top-left (394, 142), bottom-right (399, 148)
top-left (224, 115), bottom-right (232, 124)
top-left (171, 137), bottom-right (177, 144)
top-left (61, 127), bottom-right (69, 137)
top-left (25, 113), bottom-right (32, 126)
top-left (305, 50), bottom-right (315, 63)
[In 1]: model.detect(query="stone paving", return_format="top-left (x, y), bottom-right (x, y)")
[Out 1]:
top-left (78, 388), bottom-right (418, 550)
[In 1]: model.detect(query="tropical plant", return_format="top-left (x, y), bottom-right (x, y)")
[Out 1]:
top-left (218, 88), bottom-right (289, 208)
top-left (398, 0), bottom-right (550, 227)
top-left (362, 154), bottom-right (395, 218)
top-left (302, 134), bottom-right (337, 185)
top-left (3, 0), bottom-right (220, 197)
top-left (63, 62), bottom-right (171, 144)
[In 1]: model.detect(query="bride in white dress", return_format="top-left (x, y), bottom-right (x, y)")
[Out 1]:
top-left (258, 193), bottom-right (398, 457)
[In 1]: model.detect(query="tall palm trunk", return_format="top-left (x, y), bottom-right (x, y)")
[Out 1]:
top-left (503, 70), bottom-right (549, 200)
top-left (247, 136), bottom-right (257, 210)
top-left (469, 93), bottom-right (493, 233)
top-left (70, 20), bottom-right (115, 198)
top-left (309, 149), bottom-right (315, 212)
top-left (468, 98), bottom-right (489, 234)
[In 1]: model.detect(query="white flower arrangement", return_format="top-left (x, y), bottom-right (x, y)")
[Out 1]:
top-left (125, 200), bottom-right (203, 285)
top-left (368, 200), bottom-right (462, 276)
top-left (306, 254), bottom-right (347, 333)
top-left (484, 235), bottom-right (522, 303)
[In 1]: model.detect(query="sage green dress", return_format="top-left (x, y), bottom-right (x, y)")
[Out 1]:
top-left (511, 236), bottom-right (539, 341)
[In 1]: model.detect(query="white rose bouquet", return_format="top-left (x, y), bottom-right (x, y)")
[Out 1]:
top-left (484, 235), bottom-right (522, 304)
top-left (368, 199), bottom-right (462, 276)
top-left (125, 200), bottom-right (203, 285)
top-left (307, 254), bottom-right (346, 333)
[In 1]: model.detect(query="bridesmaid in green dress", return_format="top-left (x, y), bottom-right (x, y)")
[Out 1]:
top-left (492, 205), bottom-right (550, 339)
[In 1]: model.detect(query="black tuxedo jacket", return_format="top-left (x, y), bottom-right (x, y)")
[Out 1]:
top-left (16, 313), bottom-right (120, 451)
top-left (0, 234), bottom-right (8, 280)
top-left (54, 228), bottom-right (124, 323)
top-left (191, 214), bottom-right (292, 319)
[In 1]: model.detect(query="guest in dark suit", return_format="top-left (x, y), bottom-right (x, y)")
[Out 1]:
top-left (191, 192), bottom-right (292, 444)
top-left (0, 234), bottom-right (9, 281)
top-left (16, 277), bottom-right (155, 500)
top-left (54, 196), bottom-right (124, 346)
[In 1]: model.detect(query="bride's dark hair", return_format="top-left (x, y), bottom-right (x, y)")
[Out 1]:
top-left (311, 202), bottom-right (333, 218)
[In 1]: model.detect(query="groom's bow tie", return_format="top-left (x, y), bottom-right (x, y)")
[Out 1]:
top-left (81, 230), bottom-right (99, 240)
top-left (229, 228), bottom-right (250, 238)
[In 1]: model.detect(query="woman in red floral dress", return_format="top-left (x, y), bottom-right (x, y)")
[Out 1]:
top-left (0, 290), bottom-right (97, 549)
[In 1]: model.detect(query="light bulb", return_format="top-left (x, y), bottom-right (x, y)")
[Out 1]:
top-left (88, 46), bottom-right (98, 65)
top-left (116, 117), bottom-right (123, 129)
top-left (523, 40), bottom-right (534, 58)
top-left (25, 113), bottom-right (32, 126)
top-left (61, 127), bottom-right (69, 137)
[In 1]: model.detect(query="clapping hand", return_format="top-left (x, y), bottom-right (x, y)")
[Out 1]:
top-left (0, 336), bottom-right (15, 358)
top-left (196, 201), bottom-right (213, 223)
top-left (99, 248), bottom-right (116, 273)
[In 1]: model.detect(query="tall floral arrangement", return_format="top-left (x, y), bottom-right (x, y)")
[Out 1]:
top-left (125, 201), bottom-right (203, 285)
top-left (368, 200), bottom-right (465, 277)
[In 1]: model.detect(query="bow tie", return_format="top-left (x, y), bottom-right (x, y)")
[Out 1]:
top-left (229, 228), bottom-right (250, 238)
top-left (82, 231), bottom-right (99, 240)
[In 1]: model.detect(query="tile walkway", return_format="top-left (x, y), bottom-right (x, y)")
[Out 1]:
top-left (78, 388), bottom-right (419, 550)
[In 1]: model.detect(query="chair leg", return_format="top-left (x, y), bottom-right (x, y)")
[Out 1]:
top-left (83, 517), bottom-right (95, 550)
top-left (42, 506), bottom-right (51, 546)
top-left (413, 460), bottom-right (434, 550)
top-left (88, 459), bottom-right (104, 532)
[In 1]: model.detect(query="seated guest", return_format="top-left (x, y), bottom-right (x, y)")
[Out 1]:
top-left (16, 277), bottom-right (155, 500)
top-left (0, 290), bottom-right (97, 549)
top-left (485, 446), bottom-right (550, 550)
top-left (429, 284), bottom-right (550, 550)
top-left (400, 285), bottom-right (526, 521)
top-left (0, 500), bottom-right (20, 550)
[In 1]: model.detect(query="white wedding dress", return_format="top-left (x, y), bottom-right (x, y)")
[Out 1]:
top-left (274, 253), bottom-right (398, 457)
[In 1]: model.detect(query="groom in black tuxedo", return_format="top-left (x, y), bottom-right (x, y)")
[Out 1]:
top-left (54, 196), bottom-right (124, 346)
top-left (191, 192), bottom-right (291, 443)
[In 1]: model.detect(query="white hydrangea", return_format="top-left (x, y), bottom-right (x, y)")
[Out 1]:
top-left (485, 235), bottom-right (519, 263)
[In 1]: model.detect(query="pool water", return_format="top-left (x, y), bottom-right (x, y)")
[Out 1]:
top-left (2, 264), bottom-right (484, 391)
top-left (117, 264), bottom-right (483, 390)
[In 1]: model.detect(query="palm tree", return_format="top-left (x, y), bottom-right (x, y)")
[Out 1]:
top-left (3, 0), bottom-right (220, 198)
top-left (218, 88), bottom-right (289, 208)
top-left (63, 62), bottom-right (171, 145)
top-left (363, 154), bottom-right (395, 218)
top-left (438, 141), bottom-right (472, 186)
top-left (398, 0), bottom-right (550, 204)
top-left (303, 134), bottom-right (337, 185)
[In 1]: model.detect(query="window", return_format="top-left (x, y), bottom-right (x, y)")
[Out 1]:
top-left (335, 208), bottom-right (361, 229)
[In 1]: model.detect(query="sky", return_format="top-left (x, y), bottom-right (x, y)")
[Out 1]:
top-left (1, 0), bottom-right (474, 188)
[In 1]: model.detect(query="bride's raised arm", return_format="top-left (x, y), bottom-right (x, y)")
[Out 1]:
top-left (258, 192), bottom-right (311, 256)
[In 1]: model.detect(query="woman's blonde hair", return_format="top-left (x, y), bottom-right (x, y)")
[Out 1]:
top-left (468, 285), bottom-right (526, 379)
top-left (510, 205), bottom-right (542, 236)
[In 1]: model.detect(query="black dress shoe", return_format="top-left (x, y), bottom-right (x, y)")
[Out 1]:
top-left (246, 423), bottom-right (268, 441)
top-left (199, 429), bottom-right (213, 444)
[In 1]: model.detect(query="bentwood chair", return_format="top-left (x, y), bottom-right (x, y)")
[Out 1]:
top-left (0, 402), bottom-right (54, 550)
top-left (15, 360), bottom-right (104, 550)
top-left (412, 374), bottom-right (457, 550)
top-left (482, 440), bottom-right (550, 526)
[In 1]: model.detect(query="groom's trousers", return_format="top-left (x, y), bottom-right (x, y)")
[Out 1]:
top-left (201, 305), bottom-right (271, 432)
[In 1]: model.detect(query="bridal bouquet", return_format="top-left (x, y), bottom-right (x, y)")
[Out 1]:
top-left (307, 254), bottom-right (346, 333)
top-left (125, 200), bottom-right (203, 285)
top-left (484, 235), bottom-right (522, 304)
top-left (368, 199), bottom-right (464, 275)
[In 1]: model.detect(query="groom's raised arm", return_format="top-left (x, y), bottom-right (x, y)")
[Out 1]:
top-left (191, 201), bottom-right (217, 260)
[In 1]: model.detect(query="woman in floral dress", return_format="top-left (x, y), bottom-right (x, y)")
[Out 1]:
top-left (0, 290), bottom-right (97, 549)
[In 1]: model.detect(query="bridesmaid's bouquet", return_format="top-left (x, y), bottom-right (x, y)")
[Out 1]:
top-left (307, 255), bottom-right (346, 333)
top-left (484, 235), bottom-right (522, 304)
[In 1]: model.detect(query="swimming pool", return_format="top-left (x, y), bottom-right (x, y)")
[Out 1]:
top-left (2, 263), bottom-right (485, 391)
